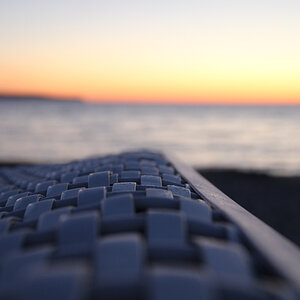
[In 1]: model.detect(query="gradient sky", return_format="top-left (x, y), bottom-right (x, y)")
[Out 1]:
top-left (0, 0), bottom-right (300, 103)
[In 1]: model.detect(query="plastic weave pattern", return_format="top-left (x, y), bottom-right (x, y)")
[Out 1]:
top-left (0, 151), bottom-right (299, 300)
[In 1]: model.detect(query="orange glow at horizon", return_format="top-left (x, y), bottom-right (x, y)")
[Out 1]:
top-left (1, 39), bottom-right (299, 104)
top-left (1, 65), bottom-right (299, 104)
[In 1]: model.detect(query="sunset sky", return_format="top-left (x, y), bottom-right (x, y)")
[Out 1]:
top-left (0, 0), bottom-right (299, 104)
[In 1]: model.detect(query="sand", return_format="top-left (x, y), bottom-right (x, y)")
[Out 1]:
top-left (199, 169), bottom-right (300, 246)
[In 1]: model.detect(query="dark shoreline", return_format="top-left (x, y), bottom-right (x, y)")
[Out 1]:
top-left (0, 162), bottom-right (299, 246)
top-left (198, 168), bottom-right (300, 246)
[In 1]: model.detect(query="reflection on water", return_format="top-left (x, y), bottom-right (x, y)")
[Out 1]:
top-left (0, 100), bottom-right (300, 175)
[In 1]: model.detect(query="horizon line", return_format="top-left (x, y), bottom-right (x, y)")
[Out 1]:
top-left (1, 92), bottom-right (300, 106)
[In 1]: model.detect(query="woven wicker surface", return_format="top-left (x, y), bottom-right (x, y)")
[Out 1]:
top-left (0, 151), bottom-right (298, 299)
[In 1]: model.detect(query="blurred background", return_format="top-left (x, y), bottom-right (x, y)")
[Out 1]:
top-left (0, 1), bottom-right (299, 244)
top-left (1, 102), bottom-right (300, 176)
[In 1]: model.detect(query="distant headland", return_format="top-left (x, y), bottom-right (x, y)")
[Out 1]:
top-left (0, 93), bottom-right (83, 103)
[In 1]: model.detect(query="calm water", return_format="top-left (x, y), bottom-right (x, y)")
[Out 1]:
top-left (1, 100), bottom-right (300, 175)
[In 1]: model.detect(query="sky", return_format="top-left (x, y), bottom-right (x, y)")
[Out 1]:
top-left (0, 0), bottom-right (299, 104)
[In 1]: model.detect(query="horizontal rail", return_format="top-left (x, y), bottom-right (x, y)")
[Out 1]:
top-left (165, 151), bottom-right (300, 292)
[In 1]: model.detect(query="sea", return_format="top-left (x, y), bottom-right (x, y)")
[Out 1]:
top-left (1, 99), bottom-right (300, 176)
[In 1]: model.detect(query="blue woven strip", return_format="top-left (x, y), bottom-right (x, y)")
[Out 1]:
top-left (0, 151), bottom-right (298, 300)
